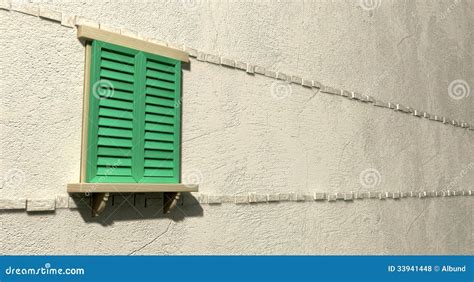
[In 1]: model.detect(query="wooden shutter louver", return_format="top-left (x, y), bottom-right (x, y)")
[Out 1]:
top-left (86, 40), bottom-right (181, 184)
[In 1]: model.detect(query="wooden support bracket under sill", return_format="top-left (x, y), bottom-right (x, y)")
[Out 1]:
top-left (67, 183), bottom-right (198, 216)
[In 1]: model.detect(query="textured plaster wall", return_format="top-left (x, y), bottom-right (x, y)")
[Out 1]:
top-left (0, 0), bottom-right (473, 254)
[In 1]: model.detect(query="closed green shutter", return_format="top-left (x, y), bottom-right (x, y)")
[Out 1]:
top-left (142, 55), bottom-right (181, 183)
top-left (86, 40), bottom-right (181, 184)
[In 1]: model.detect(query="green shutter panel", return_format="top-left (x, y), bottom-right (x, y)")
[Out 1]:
top-left (141, 54), bottom-right (181, 183)
top-left (87, 41), bottom-right (139, 183)
top-left (86, 40), bottom-right (181, 184)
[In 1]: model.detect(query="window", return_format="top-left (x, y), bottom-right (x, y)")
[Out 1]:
top-left (86, 40), bottom-right (181, 184)
top-left (67, 26), bottom-right (197, 216)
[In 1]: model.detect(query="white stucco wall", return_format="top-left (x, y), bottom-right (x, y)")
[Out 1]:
top-left (0, 0), bottom-right (473, 254)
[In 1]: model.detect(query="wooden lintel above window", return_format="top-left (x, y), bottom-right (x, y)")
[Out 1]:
top-left (67, 183), bottom-right (198, 193)
top-left (76, 25), bottom-right (189, 62)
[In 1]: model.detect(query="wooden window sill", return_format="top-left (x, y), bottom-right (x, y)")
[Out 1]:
top-left (67, 183), bottom-right (198, 193)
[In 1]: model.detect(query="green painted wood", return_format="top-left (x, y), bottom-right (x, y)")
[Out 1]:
top-left (145, 105), bottom-right (174, 116)
top-left (98, 108), bottom-right (134, 120)
top-left (105, 80), bottom-right (134, 92)
top-left (144, 159), bottom-right (174, 168)
top-left (101, 50), bottom-right (135, 64)
top-left (97, 157), bottom-right (133, 167)
top-left (173, 60), bottom-right (181, 183)
top-left (85, 40), bottom-right (101, 182)
top-left (97, 137), bottom-right (133, 148)
top-left (145, 96), bottom-right (176, 108)
top-left (87, 41), bottom-right (138, 183)
top-left (99, 98), bottom-right (134, 111)
top-left (144, 122), bottom-right (174, 133)
top-left (87, 40), bottom-right (181, 184)
top-left (132, 52), bottom-right (146, 182)
top-left (144, 149), bottom-right (174, 159)
top-left (97, 147), bottom-right (132, 157)
top-left (100, 60), bottom-right (135, 73)
top-left (144, 132), bottom-right (174, 142)
top-left (98, 117), bottom-right (133, 129)
top-left (100, 69), bottom-right (135, 83)
top-left (145, 113), bottom-right (175, 125)
top-left (97, 167), bottom-right (133, 176)
top-left (146, 77), bottom-right (175, 90)
top-left (96, 89), bottom-right (134, 101)
top-left (145, 87), bottom-right (175, 99)
top-left (145, 141), bottom-right (174, 151)
top-left (98, 127), bottom-right (133, 138)
top-left (146, 69), bottom-right (175, 82)
top-left (146, 60), bottom-right (176, 73)
top-left (144, 168), bottom-right (174, 177)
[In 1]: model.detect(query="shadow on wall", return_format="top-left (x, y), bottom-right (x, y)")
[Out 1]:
top-left (71, 193), bottom-right (203, 226)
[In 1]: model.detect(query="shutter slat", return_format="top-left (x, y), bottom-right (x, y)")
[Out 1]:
top-left (98, 137), bottom-right (133, 148)
top-left (98, 108), bottom-right (133, 120)
top-left (144, 159), bottom-right (174, 168)
top-left (146, 96), bottom-right (176, 108)
top-left (97, 167), bottom-right (132, 176)
top-left (99, 98), bottom-right (134, 111)
top-left (145, 122), bottom-right (174, 133)
top-left (97, 157), bottom-right (132, 167)
top-left (144, 132), bottom-right (174, 142)
top-left (146, 69), bottom-right (175, 82)
top-left (98, 127), bottom-right (133, 138)
top-left (105, 80), bottom-right (134, 92)
top-left (97, 147), bottom-right (132, 157)
top-left (145, 141), bottom-right (174, 151)
top-left (101, 59), bottom-right (135, 73)
top-left (101, 50), bottom-right (135, 65)
top-left (144, 149), bottom-right (174, 159)
top-left (100, 69), bottom-right (134, 83)
top-left (98, 117), bottom-right (133, 129)
top-left (97, 88), bottom-right (133, 101)
top-left (144, 168), bottom-right (174, 177)
top-left (145, 105), bottom-right (174, 116)
top-left (145, 113), bottom-right (175, 125)
top-left (145, 87), bottom-right (175, 99)
top-left (146, 60), bottom-right (175, 74)
top-left (146, 77), bottom-right (175, 90)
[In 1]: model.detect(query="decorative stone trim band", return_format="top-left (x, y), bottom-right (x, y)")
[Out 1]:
top-left (0, 190), bottom-right (472, 212)
top-left (198, 190), bottom-right (473, 204)
top-left (0, 2), bottom-right (472, 132)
